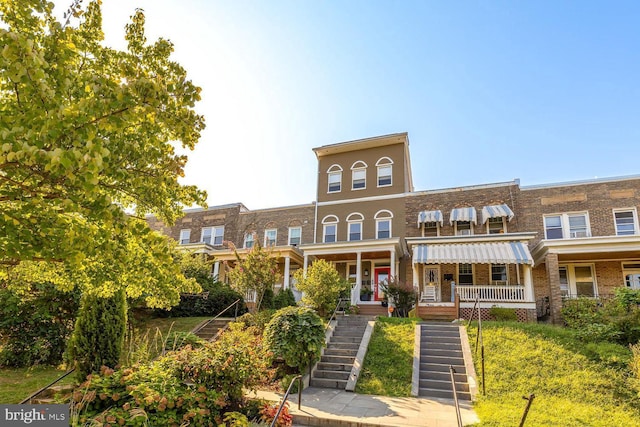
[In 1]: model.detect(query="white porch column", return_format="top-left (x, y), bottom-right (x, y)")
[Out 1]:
top-left (412, 261), bottom-right (419, 295)
top-left (523, 264), bottom-right (534, 301)
top-left (353, 251), bottom-right (362, 305)
top-left (212, 261), bottom-right (220, 280)
top-left (390, 248), bottom-right (396, 279)
top-left (283, 256), bottom-right (291, 289)
top-left (303, 254), bottom-right (309, 277)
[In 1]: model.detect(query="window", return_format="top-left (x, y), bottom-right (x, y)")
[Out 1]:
top-left (455, 221), bottom-right (472, 236)
top-left (544, 213), bottom-right (590, 239)
top-left (614, 209), bottom-right (638, 235)
top-left (244, 232), bottom-right (254, 249)
top-left (347, 213), bottom-right (363, 241)
top-left (327, 164), bottom-right (342, 193)
top-left (458, 264), bottom-right (473, 285)
top-left (179, 229), bottom-right (191, 245)
top-left (351, 161), bottom-right (367, 190)
top-left (623, 263), bottom-right (640, 290)
top-left (376, 157), bottom-right (393, 187)
top-left (559, 264), bottom-right (597, 297)
top-left (322, 215), bottom-right (338, 243)
top-left (375, 210), bottom-right (393, 239)
top-left (264, 229), bottom-right (277, 247)
top-left (487, 217), bottom-right (506, 234)
top-left (201, 226), bottom-right (224, 245)
top-left (423, 222), bottom-right (439, 237)
top-left (491, 264), bottom-right (508, 284)
top-left (288, 227), bottom-right (301, 246)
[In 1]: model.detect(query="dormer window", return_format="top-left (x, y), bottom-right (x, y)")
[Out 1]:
top-left (376, 157), bottom-right (393, 187)
top-left (327, 165), bottom-right (342, 193)
top-left (351, 161), bottom-right (367, 190)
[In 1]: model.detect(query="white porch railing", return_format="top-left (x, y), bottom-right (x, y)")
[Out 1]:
top-left (457, 285), bottom-right (526, 302)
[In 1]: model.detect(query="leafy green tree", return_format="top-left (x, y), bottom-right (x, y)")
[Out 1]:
top-left (273, 288), bottom-right (297, 309)
top-left (293, 259), bottom-right (348, 317)
top-left (66, 289), bottom-right (128, 381)
top-left (228, 243), bottom-right (280, 311)
top-left (264, 306), bottom-right (325, 372)
top-left (0, 1), bottom-right (205, 307)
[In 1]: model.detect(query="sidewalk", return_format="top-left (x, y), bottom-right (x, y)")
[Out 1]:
top-left (252, 387), bottom-right (480, 427)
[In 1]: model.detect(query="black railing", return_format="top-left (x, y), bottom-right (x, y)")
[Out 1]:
top-left (325, 298), bottom-right (349, 331)
top-left (191, 298), bottom-right (242, 336)
top-left (467, 295), bottom-right (485, 395)
top-left (449, 365), bottom-right (463, 427)
top-left (269, 374), bottom-right (302, 427)
top-left (20, 368), bottom-right (75, 404)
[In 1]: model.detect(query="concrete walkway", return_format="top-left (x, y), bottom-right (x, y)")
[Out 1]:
top-left (252, 387), bottom-right (480, 427)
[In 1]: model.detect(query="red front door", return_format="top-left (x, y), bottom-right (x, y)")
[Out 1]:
top-left (374, 267), bottom-right (390, 301)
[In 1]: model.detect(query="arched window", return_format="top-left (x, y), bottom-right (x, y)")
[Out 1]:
top-left (375, 157), bottom-right (393, 187)
top-left (346, 213), bottom-right (364, 241)
top-left (374, 210), bottom-right (393, 239)
top-left (350, 161), bottom-right (367, 190)
top-left (322, 215), bottom-right (339, 243)
top-left (327, 164), bottom-right (343, 193)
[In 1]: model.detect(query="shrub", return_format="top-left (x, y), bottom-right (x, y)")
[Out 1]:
top-left (237, 310), bottom-right (277, 334)
top-left (614, 288), bottom-right (640, 310)
top-left (561, 297), bottom-right (602, 328)
top-left (261, 287), bottom-right (275, 310)
top-left (293, 260), bottom-right (349, 317)
top-left (380, 277), bottom-right (415, 317)
top-left (273, 288), bottom-right (297, 309)
top-left (575, 323), bottom-right (622, 343)
top-left (489, 306), bottom-right (518, 321)
top-left (163, 331), bottom-right (205, 351)
top-left (264, 306), bottom-right (325, 372)
top-left (66, 290), bottom-right (127, 381)
top-left (0, 283), bottom-right (79, 367)
top-left (156, 282), bottom-right (247, 318)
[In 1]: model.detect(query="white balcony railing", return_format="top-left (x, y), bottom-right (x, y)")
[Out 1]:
top-left (457, 285), bottom-right (526, 302)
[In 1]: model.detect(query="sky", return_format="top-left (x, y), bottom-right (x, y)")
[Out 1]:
top-left (53, 1), bottom-right (640, 210)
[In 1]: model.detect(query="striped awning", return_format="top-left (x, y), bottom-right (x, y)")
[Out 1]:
top-left (417, 210), bottom-right (444, 227)
top-left (413, 242), bottom-right (533, 265)
top-left (450, 207), bottom-right (477, 225)
top-left (481, 204), bottom-right (515, 224)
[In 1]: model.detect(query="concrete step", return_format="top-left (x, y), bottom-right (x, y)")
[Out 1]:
top-left (327, 342), bottom-right (360, 351)
top-left (420, 341), bottom-right (462, 351)
top-left (317, 362), bottom-right (353, 372)
top-left (420, 362), bottom-right (466, 373)
top-left (420, 378), bottom-right (469, 392)
top-left (309, 379), bottom-right (347, 390)
top-left (420, 348), bottom-right (463, 358)
top-left (331, 335), bottom-right (362, 343)
top-left (313, 370), bottom-right (351, 380)
top-left (419, 387), bottom-right (471, 401)
top-left (324, 348), bottom-right (358, 357)
top-left (332, 330), bottom-right (366, 338)
top-left (421, 336), bottom-right (460, 344)
top-left (420, 330), bottom-right (460, 338)
top-left (420, 370), bottom-right (467, 383)
top-left (321, 355), bottom-right (355, 364)
top-left (420, 355), bottom-right (465, 365)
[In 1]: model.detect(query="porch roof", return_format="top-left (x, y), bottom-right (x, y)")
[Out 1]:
top-left (481, 204), bottom-right (514, 224)
top-left (417, 210), bottom-right (443, 227)
top-left (413, 242), bottom-right (534, 266)
top-left (450, 207), bottom-right (477, 225)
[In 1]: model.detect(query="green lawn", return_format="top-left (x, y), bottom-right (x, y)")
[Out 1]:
top-left (468, 322), bottom-right (640, 426)
top-left (355, 317), bottom-right (419, 396)
top-left (0, 316), bottom-right (210, 404)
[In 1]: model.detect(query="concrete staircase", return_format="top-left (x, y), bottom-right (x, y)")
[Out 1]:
top-left (310, 315), bottom-right (369, 389)
top-left (417, 323), bottom-right (471, 400)
top-left (192, 318), bottom-right (232, 341)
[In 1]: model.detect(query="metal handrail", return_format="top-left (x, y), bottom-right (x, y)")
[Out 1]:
top-left (325, 298), bottom-right (348, 331)
top-left (192, 298), bottom-right (242, 336)
top-left (449, 366), bottom-right (463, 427)
top-left (20, 368), bottom-right (75, 404)
top-left (269, 374), bottom-right (302, 427)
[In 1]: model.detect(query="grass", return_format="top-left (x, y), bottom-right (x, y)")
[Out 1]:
top-left (0, 316), bottom-right (210, 404)
top-left (0, 365), bottom-right (73, 404)
top-left (355, 317), bottom-right (419, 396)
top-left (468, 322), bottom-right (640, 426)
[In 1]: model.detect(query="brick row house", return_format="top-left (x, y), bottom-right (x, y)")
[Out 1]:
top-left (148, 133), bottom-right (640, 322)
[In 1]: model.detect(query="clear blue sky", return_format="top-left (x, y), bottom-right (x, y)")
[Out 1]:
top-left (55, 1), bottom-right (640, 209)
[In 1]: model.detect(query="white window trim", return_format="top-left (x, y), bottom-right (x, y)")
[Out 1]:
top-left (486, 217), bottom-right (507, 234)
top-left (544, 212), bottom-right (591, 239)
top-left (179, 229), bottom-right (191, 245)
top-left (348, 221), bottom-right (362, 241)
top-left (346, 212), bottom-right (364, 241)
top-left (622, 262), bottom-right (640, 290)
top-left (374, 210), bottom-right (393, 239)
top-left (322, 215), bottom-right (339, 243)
top-left (613, 208), bottom-right (639, 236)
top-left (490, 263), bottom-right (509, 285)
top-left (201, 226), bottom-right (224, 246)
top-left (264, 228), bottom-right (277, 247)
top-left (288, 226), bottom-right (302, 246)
top-left (559, 263), bottom-right (598, 297)
top-left (327, 165), bottom-right (343, 193)
top-left (351, 161), bottom-right (367, 191)
top-left (244, 232), bottom-right (255, 249)
top-left (457, 263), bottom-right (475, 286)
top-left (454, 221), bottom-right (473, 236)
top-left (421, 222), bottom-right (440, 237)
